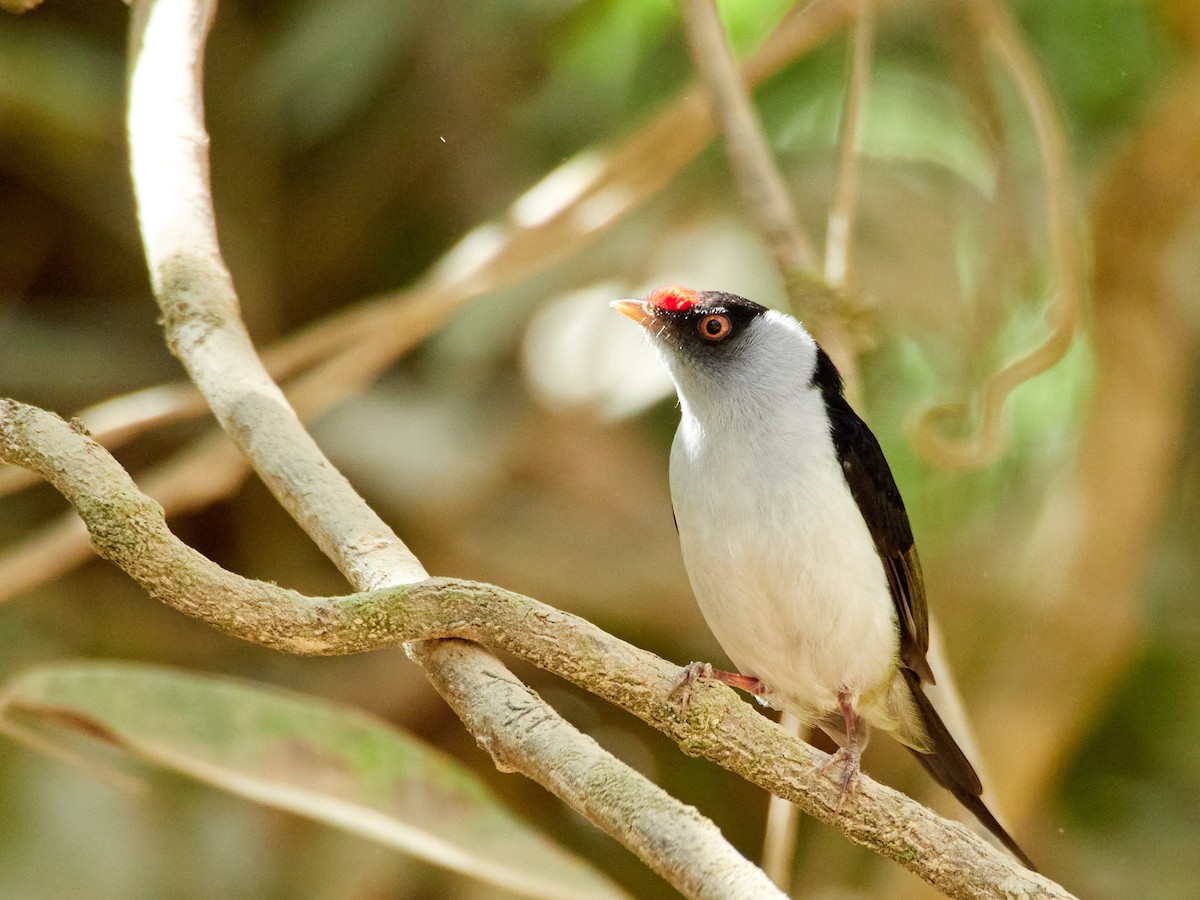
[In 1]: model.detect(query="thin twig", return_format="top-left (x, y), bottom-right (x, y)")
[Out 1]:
top-left (760, 711), bottom-right (804, 890)
top-left (907, 0), bottom-right (1082, 469)
top-left (0, 293), bottom-right (445, 605)
top-left (677, 0), bottom-right (819, 284)
top-left (0, 400), bottom-right (1076, 900)
top-left (824, 0), bottom-right (876, 291)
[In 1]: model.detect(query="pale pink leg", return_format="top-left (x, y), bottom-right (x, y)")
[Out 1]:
top-left (670, 661), bottom-right (765, 713)
top-left (819, 691), bottom-right (862, 810)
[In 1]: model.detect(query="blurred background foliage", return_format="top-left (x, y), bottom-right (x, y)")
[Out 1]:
top-left (1, 0), bottom-right (1198, 897)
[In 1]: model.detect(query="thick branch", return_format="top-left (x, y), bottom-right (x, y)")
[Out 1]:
top-left (127, 0), bottom-right (425, 589)
top-left (0, 399), bottom-right (1075, 900)
top-left (409, 640), bottom-right (781, 900)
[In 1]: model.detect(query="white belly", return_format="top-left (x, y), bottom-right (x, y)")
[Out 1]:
top-left (669, 412), bottom-right (900, 722)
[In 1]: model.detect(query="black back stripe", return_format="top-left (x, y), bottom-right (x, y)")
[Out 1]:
top-left (809, 347), bottom-right (934, 684)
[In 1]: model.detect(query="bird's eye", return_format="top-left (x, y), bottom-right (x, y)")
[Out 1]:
top-left (698, 314), bottom-right (732, 342)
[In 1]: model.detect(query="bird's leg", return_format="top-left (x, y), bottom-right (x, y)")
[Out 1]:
top-left (669, 661), bottom-right (765, 713)
top-left (819, 691), bottom-right (862, 810)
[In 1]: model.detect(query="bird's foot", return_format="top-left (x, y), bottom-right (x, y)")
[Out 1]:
top-left (821, 690), bottom-right (863, 811)
top-left (669, 661), bottom-right (711, 713)
top-left (669, 662), bottom-right (764, 714)
top-left (820, 745), bottom-right (862, 811)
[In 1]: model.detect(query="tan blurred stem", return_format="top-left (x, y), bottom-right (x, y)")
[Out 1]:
top-left (0, 383), bottom-right (207, 497)
top-left (0, 296), bottom-right (442, 598)
top-left (119, 1), bottom-right (786, 896)
top-left (677, 0), bottom-right (819, 278)
top-left (906, 0), bottom-right (1083, 469)
top-left (0, 0), bottom-right (45, 12)
top-left (0, 290), bottom-right (446, 606)
top-left (824, 0), bottom-right (875, 295)
top-left (0, 400), bottom-right (1074, 900)
top-left (0, 432), bottom-right (248, 604)
top-left (0, 0), bottom-right (865, 506)
top-left (761, 711), bottom-right (803, 891)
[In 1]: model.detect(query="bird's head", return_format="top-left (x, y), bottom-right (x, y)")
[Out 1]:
top-left (611, 286), bottom-right (823, 410)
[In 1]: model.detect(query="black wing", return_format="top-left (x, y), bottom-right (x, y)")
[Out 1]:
top-left (810, 349), bottom-right (934, 684)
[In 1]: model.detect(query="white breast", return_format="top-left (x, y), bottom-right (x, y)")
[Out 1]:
top-left (669, 389), bottom-right (900, 723)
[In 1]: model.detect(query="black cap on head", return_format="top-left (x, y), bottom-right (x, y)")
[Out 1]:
top-left (640, 287), bottom-right (767, 354)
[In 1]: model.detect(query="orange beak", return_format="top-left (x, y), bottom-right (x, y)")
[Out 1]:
top-left (610, 299), bottom-right (656, 327)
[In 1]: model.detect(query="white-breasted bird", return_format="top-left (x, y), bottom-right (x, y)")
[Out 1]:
top-left (612, 285), bottom-right (1034, 869)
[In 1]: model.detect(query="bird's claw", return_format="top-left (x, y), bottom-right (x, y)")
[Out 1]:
top-left (820, 746), bottom-right (862, 811)
top-left (669, 661), bottom-right (713, 714)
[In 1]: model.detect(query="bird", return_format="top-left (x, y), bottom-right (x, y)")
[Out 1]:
top-left (611, 285), bottom-right (1034, 869)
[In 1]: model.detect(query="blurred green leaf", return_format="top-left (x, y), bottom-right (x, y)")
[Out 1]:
top-left (862, 66), bottom-right (995, 194)
top-left (0, 662), bottom-right (629, 900)
top-left (714, 0), bottom-right (793, 55)
top-left (0, 27), bottom-right (120, 141)
top-left (253, 0), bottom-right (419, 146)
top-left (552, 0), bottom-right (788, 107)
top-left (556, 0), bottom-right (675, 97)
top-left (1015, 0), bottom-right (1172, 137)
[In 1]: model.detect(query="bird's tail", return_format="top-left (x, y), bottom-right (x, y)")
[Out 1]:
top-left (901, 668), bottom-right (1037, 871)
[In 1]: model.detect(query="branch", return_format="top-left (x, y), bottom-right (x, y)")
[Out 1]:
top-left (824, 0), bottom-right (876, 292)
top-left (407, 640), bottom-right (778, 900)
top-left (127, 0), bottom-right (425, 590)
top-left (677, 0), bottom-right (819, 278)
top-left (0, 400), bottom-right (1075, 900)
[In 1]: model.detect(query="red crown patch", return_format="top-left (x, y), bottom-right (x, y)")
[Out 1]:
top-left (646, 286), bottom-right (698, 312)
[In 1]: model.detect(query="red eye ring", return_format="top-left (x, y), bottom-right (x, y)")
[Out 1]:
top-left (698, 313), bottom-right (732, 342)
